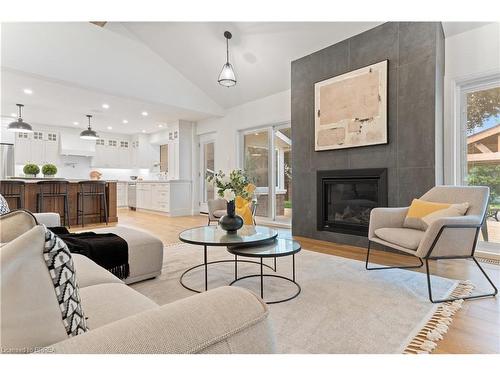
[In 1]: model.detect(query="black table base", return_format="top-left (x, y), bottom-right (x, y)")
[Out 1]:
top-left (229, 254), bottom-right (301, 304)
top-left (179, 246), bottom-right (277, 294)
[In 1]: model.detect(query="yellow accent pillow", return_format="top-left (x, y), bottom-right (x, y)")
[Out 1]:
top-left (404, 199), bottom-right (469, 231)
top-left (235, 196), bottom-right (254, 225)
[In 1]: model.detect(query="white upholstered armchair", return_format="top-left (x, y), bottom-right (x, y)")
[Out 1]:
top-left (367, 185), bottom-right (498, 303)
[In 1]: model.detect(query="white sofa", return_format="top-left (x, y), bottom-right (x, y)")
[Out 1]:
top-left (36, 212), bottom-right (163, 284)
top-left (0, 210), bottom-right (276, 354)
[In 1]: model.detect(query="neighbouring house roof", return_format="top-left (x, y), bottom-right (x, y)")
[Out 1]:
top-left (467, 123), bottom-right (500, 163)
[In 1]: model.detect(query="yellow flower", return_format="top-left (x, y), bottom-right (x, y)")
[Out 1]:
top-left (245, 184), bottom-right (256, 194)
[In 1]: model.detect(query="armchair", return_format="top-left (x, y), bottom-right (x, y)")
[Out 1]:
top-left (367, 185), bottom-right (498, 303)
top-left (207, 198), bottom-right (227, 225)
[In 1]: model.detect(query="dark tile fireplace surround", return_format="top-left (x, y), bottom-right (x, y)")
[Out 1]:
top-left (317, 169), bottom-right (388, 236)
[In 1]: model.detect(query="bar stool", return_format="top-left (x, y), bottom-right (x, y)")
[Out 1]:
top-left (77, 180), bottom-right (108, 227)
top-left (0, 180), bottom-right (25, 209)
top-left (36, 180), bottom-right (70, 227)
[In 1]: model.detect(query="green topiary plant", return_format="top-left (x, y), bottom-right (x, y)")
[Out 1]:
top-left (42, 163), bottom-right (58, 176)
top-left (23, 163), bottom-right (40, 177)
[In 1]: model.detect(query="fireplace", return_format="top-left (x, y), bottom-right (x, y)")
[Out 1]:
top-left (317, 169), bottom-right (388, 236)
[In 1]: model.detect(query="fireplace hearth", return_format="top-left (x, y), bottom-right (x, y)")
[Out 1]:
top-left (317, 169), bottom-right (388, 236)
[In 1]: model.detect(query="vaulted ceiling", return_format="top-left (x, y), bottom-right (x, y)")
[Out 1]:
top-left (1, 21), bottom-right (493, 134)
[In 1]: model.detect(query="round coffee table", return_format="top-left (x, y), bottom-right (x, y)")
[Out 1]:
top-left (227, 238), bottom-right (301, 304)
top-left (178, 225), bottom-right (278, 293)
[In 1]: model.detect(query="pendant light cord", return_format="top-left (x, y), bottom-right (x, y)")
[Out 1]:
top-left (17, 104), bottom-right (23, 119)
top-left (226, 37), bottom-right (229, 63)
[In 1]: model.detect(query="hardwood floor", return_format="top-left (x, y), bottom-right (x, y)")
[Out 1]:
top-left (87, 208), bottom-right (500, 354)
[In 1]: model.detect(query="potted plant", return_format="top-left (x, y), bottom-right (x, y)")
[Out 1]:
top-left (23, 163), bottom-right (40, 178)
top-left (42, 164), bottom-right (58, 178)
top-left (207, 169), bottom-right (255, 233)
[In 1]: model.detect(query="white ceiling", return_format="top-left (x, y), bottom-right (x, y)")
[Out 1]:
top-left (1, 69), bottom-right (208, 134)
top-left (112, 22), bottom-right (383, 109)
top-left (1, 22), bottom-right (494, 134)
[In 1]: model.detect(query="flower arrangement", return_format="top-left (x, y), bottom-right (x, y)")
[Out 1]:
top-left (207, 169), bottom-right (255, 202)
top-left (23, 163), bottom-right (40, 177)
top-left (42, 163), bottom-right (58, 176)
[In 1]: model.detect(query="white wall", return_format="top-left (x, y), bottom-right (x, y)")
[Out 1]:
top-left (444, 23), bottom-right (500, 184)
top-left (196, 89), bottom-right (291, 173)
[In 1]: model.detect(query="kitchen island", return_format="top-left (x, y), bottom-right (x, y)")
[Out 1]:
top-left (7, 179), bottom-right (117, 226)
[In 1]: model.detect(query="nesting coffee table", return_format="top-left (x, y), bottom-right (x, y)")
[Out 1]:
top-left (178, 225), bottom-right (301, 304)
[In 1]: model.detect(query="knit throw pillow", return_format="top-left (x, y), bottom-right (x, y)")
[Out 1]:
top-left (0, 194), bottom-right (10, 214)
top-left (404, 199), bottom-right (469, 231)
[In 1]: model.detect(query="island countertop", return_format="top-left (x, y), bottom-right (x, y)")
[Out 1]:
top-left (2, 180), bottom-right (117, 226)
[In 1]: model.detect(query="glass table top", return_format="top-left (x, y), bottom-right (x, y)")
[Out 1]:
top-left (227, 238), bottom-right (301, 258)
top-left (179, 225), bottom-right (278, 246)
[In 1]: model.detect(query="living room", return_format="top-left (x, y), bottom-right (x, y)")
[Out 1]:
top-left (1, 1), bottom-right (499, 373)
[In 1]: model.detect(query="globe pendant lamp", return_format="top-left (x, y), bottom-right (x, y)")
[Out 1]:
top-left (218, 31), bottom-right (236, 87)
top-left (80, 115), bottom-right (99, 140)
top-left (7, 104), bottom-right (33, 132)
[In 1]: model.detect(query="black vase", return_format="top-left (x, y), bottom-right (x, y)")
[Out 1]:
top-left (219, 200), bottom-right (244, 233)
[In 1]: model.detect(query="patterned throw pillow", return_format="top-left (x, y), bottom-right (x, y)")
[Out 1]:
top-left (0, 194), bottom-right (10, 214)
top-left (404, 199), bottom-right (469, 231)
top-left (43, 226), bottom-right (89, 337)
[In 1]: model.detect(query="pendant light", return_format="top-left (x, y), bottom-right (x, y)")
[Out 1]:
top-left (80, 115), bottom-right (99, 140)
top-left (7, 104), bottom-right (33, 132)
top-left (218, 31), bottom-right (236, 87)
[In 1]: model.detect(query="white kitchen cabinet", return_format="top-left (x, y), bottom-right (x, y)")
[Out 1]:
top-left (14, 131), bottom-right (60, 166)
top-left (131, 135), bottom-right (159, 169)
top-left (135, 181), bottom-right (191, 216)
top-left (116, 182), bottom-right (129, 207)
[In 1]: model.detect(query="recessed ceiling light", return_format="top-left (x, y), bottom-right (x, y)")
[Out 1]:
top-left (158, 124), bottom-right (163, 128)
top-left (10, 113), bottom-right (17, 117)
top-left (142, 130), bottom-right (146, 133)
top-left (141, 111), bottom-right (148, 116)
top-left (122, 119), bottom-right (128, 124)
top-left (107, 126), bottom-right (112, 130)
top-left (102, 103), bottom-right (110, 109)
top-left (73, 121), bottom-right (79, 125)
top-left (23, 88), bottom-right (33, 95)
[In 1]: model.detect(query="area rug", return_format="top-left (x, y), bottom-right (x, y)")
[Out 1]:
top-left (130, 242), bottom-right (473, 354)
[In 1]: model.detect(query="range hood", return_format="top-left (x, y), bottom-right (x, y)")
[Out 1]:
top-left (59, 129), bottom-right (96, 157)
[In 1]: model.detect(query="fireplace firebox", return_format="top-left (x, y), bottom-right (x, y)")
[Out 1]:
top-left (317, 169), bottom-right (388, 236)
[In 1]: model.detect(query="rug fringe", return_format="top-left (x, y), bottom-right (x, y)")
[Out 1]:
top-left (403, 280), bottom-right (474, 354)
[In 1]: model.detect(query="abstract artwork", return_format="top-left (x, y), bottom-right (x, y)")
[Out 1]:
top-left (314, 60), bottom-right (388, 151)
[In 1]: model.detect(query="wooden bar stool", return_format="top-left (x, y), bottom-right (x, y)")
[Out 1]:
top-left (0, 180), bottom-right (25, 209)
top-left (36, 180), bottom-right (70, 227)
top-left (77, 180), bottom-right (108, 227)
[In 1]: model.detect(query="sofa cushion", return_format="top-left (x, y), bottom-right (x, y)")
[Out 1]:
top-left (374, 227), bottom-right (425, 250)
top-left (85, 226), bottom-right (163, 284)
top-left (72, 254), bottom-right (124, 288)
top-left (79, 283), bottom-right (158, 329)
top-left (1, 225), bottom-right (88, 352)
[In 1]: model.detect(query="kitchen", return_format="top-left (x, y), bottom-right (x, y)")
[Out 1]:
top-left (0, 116), bottom-right (194, 224)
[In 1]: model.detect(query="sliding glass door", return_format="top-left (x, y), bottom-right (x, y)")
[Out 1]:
top-left (241, 123), bottom-right (292, 224)
top-left (461, 80), bottom-right (500, 255)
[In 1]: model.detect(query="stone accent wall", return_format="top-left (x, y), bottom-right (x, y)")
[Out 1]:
top-left (291, 22), bottom-right (445, 246)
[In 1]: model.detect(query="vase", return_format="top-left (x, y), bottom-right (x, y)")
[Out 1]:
top-left (219, 200), bottom-right (244, 233)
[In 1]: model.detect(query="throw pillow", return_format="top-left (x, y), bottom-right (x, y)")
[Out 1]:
top-left (404, 199), bottom-right (469, 231)
top-left (0, 193), bottom-right (10, 214)
top-left (0, 225), bottom-right (88, 353)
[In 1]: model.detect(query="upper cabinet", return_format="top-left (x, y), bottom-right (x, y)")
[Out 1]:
top-left (14, 131), bottom-right (59, 165)
top-left (91, 133), bottom-right (158, 169)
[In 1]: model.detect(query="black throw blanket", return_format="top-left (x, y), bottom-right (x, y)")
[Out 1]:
top-left (49, 227), bottom-right (130, 279)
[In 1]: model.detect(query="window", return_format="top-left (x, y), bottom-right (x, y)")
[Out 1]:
top-left (461, 81), bottom-right (500, 253)
top-left (120, 141), bottom-right (129, 148)
top-left (33, 131), bottom-right (43, 140)
top-left (18, 132), bottom-right (29, 139)
top-left (108, 140), bottom-right (117, 147)
top-left (47, 133), bottom-right (57, 141)
top-left (96, 139), bottom-right (105, 146)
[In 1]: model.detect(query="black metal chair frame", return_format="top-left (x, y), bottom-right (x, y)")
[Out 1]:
top-left (77, 181), bottom-right (108, 227)
top-left (36, 181), bottom-right (70, 228)
top-left (0, 180), bottom-right (25, 209)
top-left (366, 222), bottom-right (498, 303)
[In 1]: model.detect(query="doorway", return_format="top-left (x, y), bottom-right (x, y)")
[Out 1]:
top-left (199, 134), bottom-right (215, 213)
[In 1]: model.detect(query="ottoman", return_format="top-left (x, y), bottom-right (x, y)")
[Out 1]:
top-left (86, 225), bottom-right (164, 284)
